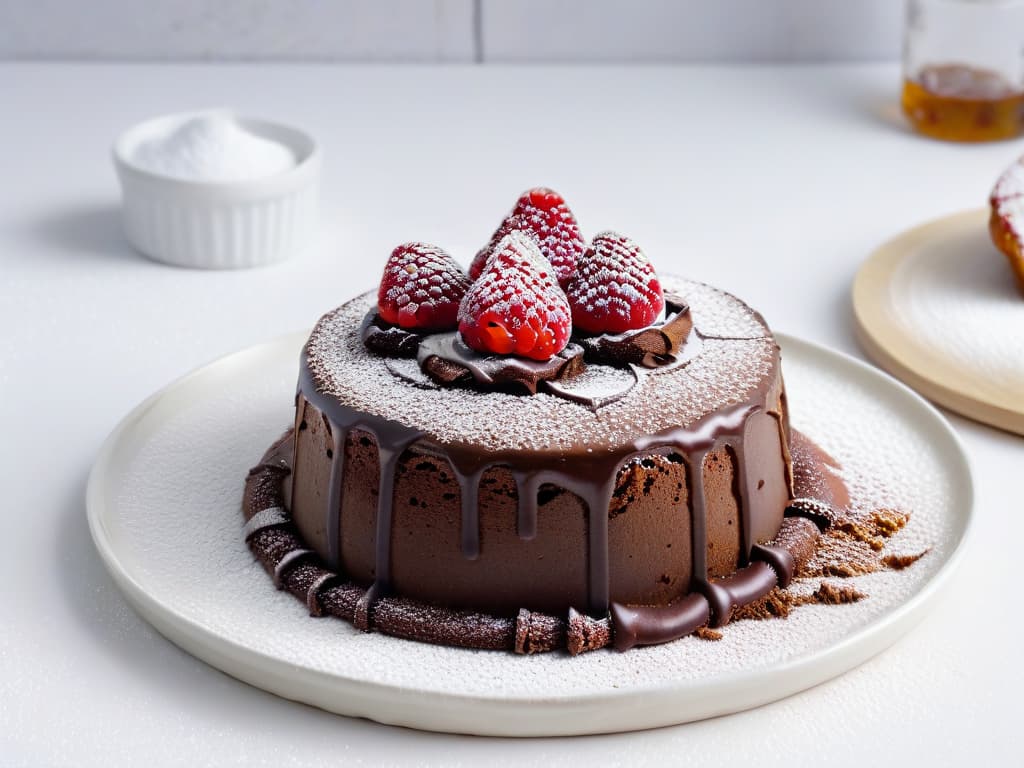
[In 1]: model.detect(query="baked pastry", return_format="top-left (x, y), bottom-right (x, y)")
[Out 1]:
top-left (989, 155), bottom-right (1024, 295)
top-left (244, 188), bottom-right (835, 654)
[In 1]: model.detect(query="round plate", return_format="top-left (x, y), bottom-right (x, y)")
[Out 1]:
top-left (853, 208), bottom-right (1024, 436)
top-left (86, 332), bottom-right (972, 736)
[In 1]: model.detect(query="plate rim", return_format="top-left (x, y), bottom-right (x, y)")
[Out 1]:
top-left (852, 207), bottom-right (1024, 436)
top-left (86, 331), bottom-right (974, 736)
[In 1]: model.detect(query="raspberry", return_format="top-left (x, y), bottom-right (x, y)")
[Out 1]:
top-left (458, 231), bottom-right (572, 361)
top-left (565, 232), bottom-right (664, 335)
top-left (469, 187), bottom-right (585, 287)
top-left (377, 243), bottom-right (471, 331)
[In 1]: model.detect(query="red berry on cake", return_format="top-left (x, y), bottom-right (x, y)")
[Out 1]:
top-left (566, 232), bottom-right (665, 335)
top-left (377, 243), bottom-right (471, 331)
top-left (458, 231), bottom-right (572, 360)
top-left (469, 187), bottom-right (585, 288)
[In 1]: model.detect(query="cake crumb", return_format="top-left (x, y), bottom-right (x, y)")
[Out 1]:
top-left (694, 627), bottom-right (723, 641)
top-left (812, 582), bottom-right (866, 605)
top-left (724, 506), bottom-right (914, 633)
top-left (882, 549), bottom-right (929, 570)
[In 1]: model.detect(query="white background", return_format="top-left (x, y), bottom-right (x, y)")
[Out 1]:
top-left (1, 61), bottom-right (1022, 765)
top-left (0, 0), bottom-right (904, 62)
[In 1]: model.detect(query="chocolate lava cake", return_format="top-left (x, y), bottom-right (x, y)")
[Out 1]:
top-left (243, 188), bottom-right (839, 654)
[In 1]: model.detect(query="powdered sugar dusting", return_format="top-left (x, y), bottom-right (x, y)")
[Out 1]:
top-left (306, 276), bottom-right (775, 454)
top-left (992, 155), bottom-right (1024, 202)
top-left (996, 195), bottom-right (1024, 238)
top-left (682, 281), bottom-right (770, 339)
top-left (992, 155), bottom-right (1024, 239)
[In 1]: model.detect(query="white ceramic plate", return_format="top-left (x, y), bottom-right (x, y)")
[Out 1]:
top-left (853, 208), bottom-right (1024, 436)
top-left (87, 332), bottom-right (972, 737)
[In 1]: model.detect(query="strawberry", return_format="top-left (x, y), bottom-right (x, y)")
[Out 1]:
top-left (565, 232), bottom-right (664, 334)
top-left (377, 242), bottom-right (471, 331)
top-left (458, 232), bottom-right (572, 360)
top-left (469, 187), bottom-right (585, 287)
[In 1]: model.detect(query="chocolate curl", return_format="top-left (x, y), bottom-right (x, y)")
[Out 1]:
top-left (576, 295), bottom-right (693, 368)
top-left (417, 333), bottom-right (586, 394)
top-left (566, 608), bottom-right (612, 655)
top-left (360, 312), bottom-right (423, 358)
top-left (785, 497), bottom-right (842, 530)
top-left (514, 609), bottom-right (565, 654)
top-left (772, 516), bottom-right (821, 574)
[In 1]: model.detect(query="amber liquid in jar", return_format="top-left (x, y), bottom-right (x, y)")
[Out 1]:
top-left (902, 64), bottom-right (1024, 141)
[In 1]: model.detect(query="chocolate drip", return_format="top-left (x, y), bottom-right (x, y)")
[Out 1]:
top-left (733, 436), bottom-right (756, 562)
top-left (688, 448), bottom-right (711, 587)
top-left (324, 424), bottom-right (348, 570)
top-left (370, 439), bottom-right (415, 596)
top-left (514, 472), bottom-right (541, 540)
top-left (554, 471), bottom-right (619, 615)
top-left (298, 351), bottom-right (425, 620)
top-left (456, 468), bottom-right (484, 559)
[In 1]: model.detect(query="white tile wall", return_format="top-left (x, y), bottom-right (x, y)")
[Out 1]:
top-left (481, 0), bottom-right (904, 62)
top-left (0, 0), bottom-right (904, 62)
top-left (0, 0), bottom-right (476, 61)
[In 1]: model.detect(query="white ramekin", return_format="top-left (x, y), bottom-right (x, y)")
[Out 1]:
top-left (112, 111), bottom-right (320, 269)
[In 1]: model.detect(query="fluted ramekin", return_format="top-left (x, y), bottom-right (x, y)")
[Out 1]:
top-left (113, 111), bottom-right (320, 269)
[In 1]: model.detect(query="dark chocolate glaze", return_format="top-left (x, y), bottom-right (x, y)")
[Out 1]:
top-left (297, 340), bottom-right (781, 620)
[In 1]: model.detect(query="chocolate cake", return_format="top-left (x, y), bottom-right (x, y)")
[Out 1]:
top-left (242, 189), bottom-right (837, 653)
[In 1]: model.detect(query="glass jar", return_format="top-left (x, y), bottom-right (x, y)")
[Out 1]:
top-left (902, 0), bottom-right (1024, 141)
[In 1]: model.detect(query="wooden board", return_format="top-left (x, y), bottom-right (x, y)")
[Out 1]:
top-left (853, 208), bottom-right (1024, 436)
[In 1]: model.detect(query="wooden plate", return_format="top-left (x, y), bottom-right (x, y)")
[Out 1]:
top-left (854, 208), bottom-right (1024, 436)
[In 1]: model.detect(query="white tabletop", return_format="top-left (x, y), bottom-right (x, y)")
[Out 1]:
top-left (2, 62), bottom-right (1021, 766)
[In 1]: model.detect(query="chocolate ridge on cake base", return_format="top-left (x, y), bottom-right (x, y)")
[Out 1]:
top-left (243, 429), bottom-right (838, 655)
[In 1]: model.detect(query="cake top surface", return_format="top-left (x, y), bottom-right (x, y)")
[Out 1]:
top-left (304, 276), bottom-right (777, 456)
